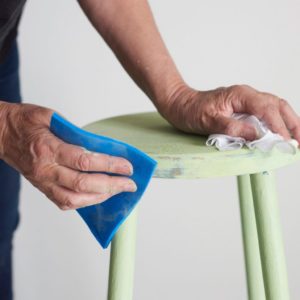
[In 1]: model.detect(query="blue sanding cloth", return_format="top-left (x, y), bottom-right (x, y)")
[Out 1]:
top-left (50, 113), bottom-right (157, 248)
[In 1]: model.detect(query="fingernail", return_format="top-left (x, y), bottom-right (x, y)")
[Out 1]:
top-left (124, 182), bottom-right (137, 192)
top-left (123, 164), bottom-right (133, 175)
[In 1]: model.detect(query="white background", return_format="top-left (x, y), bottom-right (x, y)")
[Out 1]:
top-left (14, 0), bottom-right (300, 299)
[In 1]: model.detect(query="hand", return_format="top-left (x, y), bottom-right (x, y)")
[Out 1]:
top-left (0, 102), bottom-right (137, 210)
top-left (162, 84), bottom-right (300, 142)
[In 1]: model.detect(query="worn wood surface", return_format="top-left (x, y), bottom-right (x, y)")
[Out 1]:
top-left (84, 112), bottom-right (300, 179)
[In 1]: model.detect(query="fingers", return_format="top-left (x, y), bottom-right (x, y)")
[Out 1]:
top-left (279, 99), bottom-right (300, 143)
top-left (52, 165), bottom-right (137, 194)
top-left (48, 184), bottom-right (121, 210)
top-left (214, 116), bottom-right (258, 140)
top-left (260, 107), bottom-right (291, 140)
top-left (55, 143), bottom-right (133, 175)
top-left (232, 86), bottom-right (297, 141)
top-left (48, 148), bottom-right (137, 210)
top-left (31, 136), bottom-right (137, 210)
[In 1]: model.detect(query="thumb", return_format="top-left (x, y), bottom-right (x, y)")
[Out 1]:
top-left (217, 117), bottom-right (258, 141)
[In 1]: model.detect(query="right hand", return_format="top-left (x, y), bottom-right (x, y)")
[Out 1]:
top-left (162, 84), bottom-right (300, 143)
top-left (0, 102), bottom-right (137, 210)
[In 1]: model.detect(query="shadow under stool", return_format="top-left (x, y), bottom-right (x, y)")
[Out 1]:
top-left (84, 111), bottom-right (300, 300)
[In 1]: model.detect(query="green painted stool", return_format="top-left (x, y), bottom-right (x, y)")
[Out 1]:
top-left (84, 112), bottom-right (300, 300)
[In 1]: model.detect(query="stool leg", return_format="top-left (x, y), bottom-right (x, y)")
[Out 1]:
top-left (250, 171), bottom-right (290, 300)
top-left (237, 175), bottom-right (265, 300)
top-left (107, 208), bottom-right (138, 300)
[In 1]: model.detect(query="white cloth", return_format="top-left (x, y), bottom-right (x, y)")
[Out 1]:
top-left (206, 113), bottom-right (298, 154)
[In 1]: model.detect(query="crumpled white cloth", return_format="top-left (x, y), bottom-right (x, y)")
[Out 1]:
top-left (206, 113), bottom-right (298, 154)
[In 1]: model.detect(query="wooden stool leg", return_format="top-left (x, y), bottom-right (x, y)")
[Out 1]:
top-left (237, 175), bottom-right (265, 300)
top-left (108, 209), bottom-right (138, 300)
top-left (250, 171), bottom-right (290, 300)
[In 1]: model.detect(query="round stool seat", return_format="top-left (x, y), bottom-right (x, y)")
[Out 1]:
top-left (84, 112), bottom-right (296, 300)
top-left (84, 111), bottom-right (300, 179)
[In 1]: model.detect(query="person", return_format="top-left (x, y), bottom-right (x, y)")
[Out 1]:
top-left (1, 1), bottom-right (300, 299)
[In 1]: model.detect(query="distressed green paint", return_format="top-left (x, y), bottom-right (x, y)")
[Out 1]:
top-left (83, 112), bottom-right (297, 299)
top-left (108, 208), bottom-right (138, 300)
top-left (237, 175), bottom-right (265, 300)
top-left (84, 112), bottom-right (300, 179)
top-left (250, 172), bottom-right (290, 300)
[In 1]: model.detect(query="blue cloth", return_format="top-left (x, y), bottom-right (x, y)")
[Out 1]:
top-left (0, 40), bottom-right (21, 300)
top-left (50, 113), bottom-right (157, 248)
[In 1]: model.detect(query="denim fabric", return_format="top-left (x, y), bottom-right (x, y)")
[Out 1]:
top-left (0, 40), bottom-right (21, 300)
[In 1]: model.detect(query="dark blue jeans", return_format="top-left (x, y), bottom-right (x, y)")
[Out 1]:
top-left (0, 41), bottom-right (21, 300)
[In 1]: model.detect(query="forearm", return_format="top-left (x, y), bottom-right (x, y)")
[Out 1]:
top-left (78, 0), bottom-right (186, 113)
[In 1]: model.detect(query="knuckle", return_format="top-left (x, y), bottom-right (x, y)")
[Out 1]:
top-left (62, 195), bottom-right (76, 210)
top-left (228, 84), bottom-right (240, 92)
top-left (224, 122), bottom-right (237, 136)
top-left (104, 155), bottom-right (114, 173)
top-left (30, 107), bottom-right (45, 120)
top-left (240, 84), bottom-right (252, 90)
top-left (51, 168), bottom-right (60, 183)
top-left (73, 174), bottom-right (87, 192)
top-left (58, 203), bottom-right (69, 211)
top-left (46, 185), bottom-right (75, 210)
top-left (279, 98), bottom-right (289, 109)
top-left (76, 153), bottom-right (90, 171)
top-left (229, 84), bottom-right (253, 94)
top-left (30, 138), bottom-right (51, 159)
top-left (66, 202), bottom-right (76, 209)
top-left (260, 94), bottom-right (278, 106)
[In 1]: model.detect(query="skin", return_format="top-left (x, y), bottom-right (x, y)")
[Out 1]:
top-left (77, 0), bottom-right (300, 141)
top-left (1, 0), bottom-right (300, 210)
top-left (0, 103), bottom-right (137, 210)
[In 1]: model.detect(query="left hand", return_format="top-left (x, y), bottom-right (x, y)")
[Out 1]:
top-left (0, 102), bottom-right (137, 210)
top-left (161, 84), bottom-right (300, 143)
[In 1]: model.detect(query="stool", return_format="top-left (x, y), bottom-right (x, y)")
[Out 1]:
top-left (84, 112), bottom-right (300, 300)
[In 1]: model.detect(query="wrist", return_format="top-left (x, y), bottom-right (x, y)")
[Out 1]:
top-left (157, 83), bottom-right (198, 125)
top-left (154, 80), bottom-right (186, 114)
